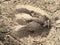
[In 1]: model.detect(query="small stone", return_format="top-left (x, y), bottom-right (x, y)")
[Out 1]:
top-left (56, 20), bottom-right (60, 24)
top-left (55, 20), bottom-right (60, 30)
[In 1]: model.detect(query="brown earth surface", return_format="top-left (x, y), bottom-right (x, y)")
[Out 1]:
top-left (0, 0), bottom-right (60, 45)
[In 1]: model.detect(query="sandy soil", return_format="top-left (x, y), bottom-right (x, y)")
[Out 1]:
top-left (0, 0), bottom-right (60, 45)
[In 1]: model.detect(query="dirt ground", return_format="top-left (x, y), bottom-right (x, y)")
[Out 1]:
top-left (0, 0), bottom-right (60, 45)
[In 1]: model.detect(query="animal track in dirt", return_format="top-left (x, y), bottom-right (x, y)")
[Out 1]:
top-left (10, 5), bottom-right (52, 40)
top-left (1, 0), bottom-right (60, 45)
